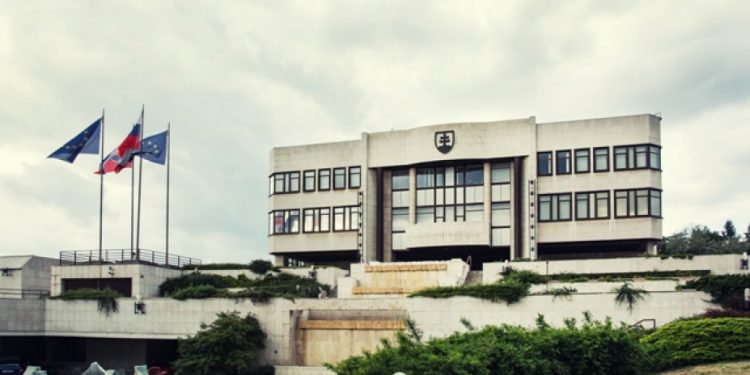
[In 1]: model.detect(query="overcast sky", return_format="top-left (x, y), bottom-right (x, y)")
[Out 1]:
top-left (1, 1), bottom-right (749, 263)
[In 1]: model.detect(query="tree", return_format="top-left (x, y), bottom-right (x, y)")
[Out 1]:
top-left (745, 223), bottom-right (750, 243)
top-left (722, 220), bottom-right (737, 240)
top-left (174, 312), bottom-right (267, 375)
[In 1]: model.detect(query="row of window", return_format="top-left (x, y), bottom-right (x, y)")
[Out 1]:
top-left (538, 188), bottom-right (662, 222)
top-left (269, 167), bottom-right (361, 195)
top-left (268, 205), bottom-right (360, 235)
top-left (537, 144), bottom-right (661, 176)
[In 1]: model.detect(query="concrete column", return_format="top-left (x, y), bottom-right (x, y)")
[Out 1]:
top-left (408, 168), bottom-right (416, 224)
top-left (483, 162), bottom-right (492, 222)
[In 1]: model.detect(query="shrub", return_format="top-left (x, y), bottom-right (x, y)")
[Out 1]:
top-left (329, 314), bottom-right (648, 375)
top-left (248, 259), bottom-right (276, 275)
top-left (172, 285), bottom-right (222, 300)
top-left (683, 274), bottom-right (750, 310)
top-left (410, 281), bottom-right (530, 304)
top-left (504, 269), bottom-right (548, 284)
top-left (159, 273), bottom-right (238, 296)
top-left (555, 273), bottom-right (590, 283)
top-left (641, 318), bottom-right (750, 370)
top-left (550, 286), bottom-right (577, 300)
top-left (54, 287), bottom-right (121, 316)
top-left (174, 312), bottom-right (267, 375)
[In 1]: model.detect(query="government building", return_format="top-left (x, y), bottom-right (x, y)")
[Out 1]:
top-left (268, 114), bottom-right (662, 268)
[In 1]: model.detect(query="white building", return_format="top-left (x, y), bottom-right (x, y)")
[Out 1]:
top-left (269, 114), bottom-right (663, 267)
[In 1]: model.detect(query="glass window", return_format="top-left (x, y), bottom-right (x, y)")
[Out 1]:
top-left (417, 168), bottom-right (435, 188)
top-left (635, 146), bottom-right (648, 168)
top-left (274, 174), bottom-right (285, 194)
top-left (320, 208), bottom-right (330, 231)
top-left (576, 193), bottom-right (589, 220)
top-left (333, 207), bottom-right (344, 231)
top-left (575, 149), bottom-right (590, 173)
top-left (303, 170), bottom-right (315, 192)
top-left (537, 152), bottom-right (552, 176)
top-left (576, 191), bottom-right (609, 220)
top-left (594, 147), bottom-right (609, 172)
top-left (333, 168), bottom-right (346, 189)
top-left (596, 192), bottom-right (609, 219)
top-left (492, 184), bottom-right (510, 202)
top-left (416, 207), bottom-right (434, 224)
top-left (491, 162), bottom-right (510, 183)
top-left (556, 150), bottom-right (571, 175)
top-left (269, 209), bottom-right (300, 234)
top-left (649, 145), bottom-right (661, 170)
top-left (538, 193), bottom-right (571, 222)
top-left (392, 169), bottom-right (409, 190)
top-left (614, 147), bottom-right (628, 170)
top-left (303, 209), bottom-right (315, 232)
top-left (491, 227), bottom-right (510, 247)
top-left (289, 172), bottom-right (300, 192)
top-left (491, 202), bottom-right (510, 226)
top-left (614, 189), bottom-right (661, 218)
top-left (464, 165), bottom-right (483, 186)
top-left (392, 208), bottom-right (409, 231)
top-left (318, 169), bottom-right (331, 190)
top-left (348, 166), bottom-right (361, 189)
top-left (465, 204), bottom-right (484, 222)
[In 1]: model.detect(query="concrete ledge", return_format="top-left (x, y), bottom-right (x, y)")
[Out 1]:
top-left (299, 320), bottom-right (405, 330)
top-left (365, 263), bottom-right (447, 272)
top-left (352, 287), bottom-right (414, 295)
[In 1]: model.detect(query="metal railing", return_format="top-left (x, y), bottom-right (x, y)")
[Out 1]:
top-left (0, 288), bottom-right (50, 299)
top-left (59, 248), bottom-right (201, 269)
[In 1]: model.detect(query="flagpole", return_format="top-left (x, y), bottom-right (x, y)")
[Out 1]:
top-left (166, 123), bottom-right (171, 265)
top-left (136, 105), bottom-right (145, 261)
top-left (130, 148), bottom-right (135, 257)
top-left (99, 109), bottom-right (105, 289)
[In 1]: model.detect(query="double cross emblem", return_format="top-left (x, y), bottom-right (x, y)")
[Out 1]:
top-left (435, 131), bottom-right (455, 154)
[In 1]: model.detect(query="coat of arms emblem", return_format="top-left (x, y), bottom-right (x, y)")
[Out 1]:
top-left (435, 131), bottom-right (455, 154)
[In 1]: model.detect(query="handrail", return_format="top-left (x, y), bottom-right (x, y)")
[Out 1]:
top-left (59, 248), bottom-right (201, 269)
top-left (629, 318), bottom-right (656, 330)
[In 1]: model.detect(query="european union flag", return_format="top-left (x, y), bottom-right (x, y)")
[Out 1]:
top-left (48, 118), bottom-right (102, 163)
top-left (138, 130), bottom-right (168, 165)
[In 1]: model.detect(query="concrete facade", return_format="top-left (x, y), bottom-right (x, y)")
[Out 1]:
top-left (0, 256), bottom-right (57, 298)
top-left (269, 114), bottom-right (663, 267)
top-left (50, 264), bottom-right (183, 298)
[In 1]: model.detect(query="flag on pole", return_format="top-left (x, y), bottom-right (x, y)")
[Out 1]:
top-left (48, 118), bottom-right (102, 163)
top-left (136, 130), bottom-right (168, 165)
top-left (96, 123), bottom-right (142, 174)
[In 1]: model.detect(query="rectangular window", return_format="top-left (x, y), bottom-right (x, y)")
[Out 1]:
top-left (392, 169), bottom-right (409, 191)
top-left (348, 166), bottom-right (361, 189)
top-left (464, 164), bottom-right (483, 186)
top-left (268, 209), bottom-right (300, 234)
top-left (491, 162), bottom-right (510, 184)
top-left (556, 150), bottom-right (572, 175)
top-left (614, 144), bottom-right (661, 170)
top-left (594, 147), bottom-right (609, 172)
top-left (538, 193), bottom-right (572, 222)
top-left (303, 170), bottom-right (316, 192)
top-left (392, 207), bottom-right (408, 250)
top-left (302, 207), bottom-right (331, 233)
top-left (614, 188), bottom-right (662, 218)
top-left (318, 169), bottom-right (331, 191)
top-left (270, 172), bottom-right (301, 194)
top-left (333, 205), bottom-right (359, 231)
top-left (574, 148), bottom-right (590, 173)
top-left (333, 167), bottom-right (346, 190)
top-left (575, 191), bottom-right (610, 220)
top-left (537, 152), bottom-right (552, 176)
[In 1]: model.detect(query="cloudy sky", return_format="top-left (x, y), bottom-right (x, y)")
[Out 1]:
top-left (1, 1), bottom-right (749, 263)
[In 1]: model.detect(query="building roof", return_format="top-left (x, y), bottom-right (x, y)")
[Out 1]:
top-left (0, 256), bottom-right (33, 270)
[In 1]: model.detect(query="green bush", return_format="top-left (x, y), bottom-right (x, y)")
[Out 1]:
top-left (248, 259), bottom-right (276, 275)
top-left (410, 280), bottom-right (530, 304)
top-left (172, 285), bottom-right (222, 300)
top-left (329, 315), bottom-right (647, 375)
top-left (683, 274), bottom-right (750, 310)
top-left (555, 273), bottom-right (590, 283)
top-left (504, 269), bottom-right (548, 284)
top-left (641, 318), bottom-right (750, 370)
top-left (159, 273), bottom-right (238, 296)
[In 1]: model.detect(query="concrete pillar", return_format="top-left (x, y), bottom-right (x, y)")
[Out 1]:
top-left (408, 168), bottom-right (416, 224)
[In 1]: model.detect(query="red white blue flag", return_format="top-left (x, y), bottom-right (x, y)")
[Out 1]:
top-left (96, 117), bottom-right (142, 174)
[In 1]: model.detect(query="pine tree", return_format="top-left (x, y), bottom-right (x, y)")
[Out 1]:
top-left (722, 220), bottom-right (737, 239)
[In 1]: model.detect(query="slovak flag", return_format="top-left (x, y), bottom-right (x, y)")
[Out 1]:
top-left (96, 122), bottom-right (142, 174)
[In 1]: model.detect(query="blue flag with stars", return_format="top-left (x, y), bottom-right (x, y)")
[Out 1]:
top-left (137, 130), bottom-right (168, 165)
top-left (48, 118), bottom-right (102, 163)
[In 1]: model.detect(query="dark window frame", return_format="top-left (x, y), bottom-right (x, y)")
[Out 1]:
top-left (537, 193), bottom-right (573, 222)
top-left (302, 207), bottom-right (331, 233)
top-left (537, 152), bottom-right (553, 176)
top-left (269, 171), bottom-right (301, 195)
top-left (613, 188), bottom-right (662, 218)
top-left (574, 148), bottom-right (590, 174)
top-left (303, 170), bottom-right (316, 192)
top-left (348, 166), bottom-right (361, 189)
top-left (556, 150), bottom-right (572, 175)
top-left (593, 147), bottom-right (610, 172)
top-left (613, 144), bottom-right (662, 171)
top-left (318, 168), bottom-right (331, 191)
top-left (574, 190), bottom-right (610, 220)
top-left (332, 205), bottom-right (360, 232)
top-left (333, 167), bottom-right (346, 190)
top-left (268, 209), bottom-right (300, 235)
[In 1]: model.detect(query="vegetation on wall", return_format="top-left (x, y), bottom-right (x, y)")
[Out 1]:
top-left (180, 260), bottom-right (281, 272)
top-left (409, 269), bottom-right (546, 304)
top-left (174, 311), bottom-right (273, 375)
top-left (613, 282), bottom-right (650, 312)
top-left (159, 271), bottom-right (329, 302)
top-left (328, 314), bottom-right (648, 375)
top-left (682, 274), bottom-right (750, 310)
top-left (53, 288), bottom-right (121, 316)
